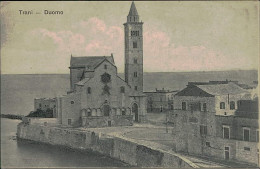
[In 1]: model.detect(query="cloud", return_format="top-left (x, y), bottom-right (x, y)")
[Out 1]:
top-left (29, 17), bottom-right (253, 73)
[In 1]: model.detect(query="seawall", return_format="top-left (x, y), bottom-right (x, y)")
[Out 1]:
top-left (17, 122), bottom-right (198, 168)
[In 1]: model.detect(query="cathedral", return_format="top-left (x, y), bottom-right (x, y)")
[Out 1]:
top-left (56, 2), bottom-right (147, 127)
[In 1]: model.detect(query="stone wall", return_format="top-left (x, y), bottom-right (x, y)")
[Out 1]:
top-left (22, 117), bottom-right (58, 125)
top-left (17, 122), bottom-right (197, 168)
top-left (82, 115), bottom-right (133, 128)
top-left (171, 110), bottom-right (259, 166)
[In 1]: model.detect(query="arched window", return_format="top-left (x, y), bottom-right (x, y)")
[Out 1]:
top-left (87, 109), bottom-right (91, 116)
top-left (220, 102), bottom-right (225, 109)
top-left (171, 104), bottom-right (174, 110)
top-left (134, 72), bottom-right (138, 77)
top-left (103, 105), bottom-right (110, 116)
top-left (230, 101), bottom-right (235, 110)
top-left (87, 87), bottom-right (91, 94)
top-left (133, 42), bottom-right (137, 48)
top-left (122, 108), bottom-right (126, 115)
top-left (134, 58), bottom-right (137, 64)
top-left (120, 86), bottom-right (125, 93)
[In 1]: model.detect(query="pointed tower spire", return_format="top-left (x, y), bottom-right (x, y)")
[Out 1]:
top-left (128, 1), bottom-right (139, 16)
top-left (127, 1), bottom-right (139, 22)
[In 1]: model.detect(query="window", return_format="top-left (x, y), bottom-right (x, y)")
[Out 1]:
top-left (134, 72), bottom-right (138, 77)
top-left (133, 42), bottom-right (137, 48)
top-left (171, 104), bottom-right (174, 110)
top-left (122, 109), bottom-right (126, 115)
top-left (220, 102), bottom-right (225, 109)
top-left (200, 125), bottom-right (207, 135)
top-left (87, 87), bottom-right (91, 94)
top-left (256, 130), bottom-right (259, 142)
top-left (103, 105), bottom-right (110, 116)
top-left (87, 110), bottom-right (91, 117)
top-left (243, 127), bottom-right (250, 141)
top-left (131, 31), bottom-right (139, 36)
top-left (244, 147), bottom-right (250, 151)
top-left (203, 103), bottom-right (207, 112)
top-left (134, 58), bottom-right (138, 64)
top-left (160, 106), bottom-right (163, 112)
top-left (39, 103), bottom-right (42, 108)
top-left (224, 146), bottom-right (230, 160)
top-left (230, 101), bottom-right (235, 110)
top-left (223, 125), bottom-right (230, 139)
top-left (182, 102), bottom-right (186, 110)
top-left (120, 86), bottom-right (125, 93)
top-left (71, 101), bottom-right (74, 104)
top-left (108, 121), bottom-right (111, 127)
top-left (206, 142), bottom-right (210, 147)
top-left (224, 112), bottom-right (227, 115)
top-left (198, 103), bottom-right (201, 111)
top-left (135, 86), bottom-right (138, 90)
top-left (68, 119), bottom-right (71, 125)
top-left (104, 64), bottom-right (107, 69)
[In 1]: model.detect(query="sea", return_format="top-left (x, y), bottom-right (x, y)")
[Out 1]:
top-left (0, 70), bottom-right (258, 167)
top-left (1, 118), bottom-right (128, 168)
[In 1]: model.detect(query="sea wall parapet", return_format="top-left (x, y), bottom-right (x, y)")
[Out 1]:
top-left (17, 122), bottom-right (198, 168)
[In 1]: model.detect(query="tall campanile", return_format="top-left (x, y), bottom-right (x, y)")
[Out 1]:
top-left (124, 1), bottom-right (143, 94)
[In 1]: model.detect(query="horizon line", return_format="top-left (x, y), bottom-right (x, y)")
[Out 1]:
top-left (1, 69), bottom-right (258, 75)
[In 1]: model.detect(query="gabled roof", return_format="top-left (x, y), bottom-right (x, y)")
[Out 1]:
top-left (70, 55), bottom-right (115, 71)
top-left (128, 1), bottom-right (139, 16)
top-left (93, 57), bottom-right (116, 71)
top-left (175, 85), bottom-right (214, 97)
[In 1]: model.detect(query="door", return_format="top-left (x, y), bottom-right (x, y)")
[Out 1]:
top-left (224, 146), bottom-right (230, 160)
top-left (103, 105), bottom-right (110, 116)
top-left (132, 103), bottom-right (138, 122)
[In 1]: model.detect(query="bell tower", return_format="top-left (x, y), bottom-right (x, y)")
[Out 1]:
top-left (124, 1), bottom-right (143, 94)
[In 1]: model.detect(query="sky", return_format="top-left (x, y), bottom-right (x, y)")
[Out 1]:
top-left (0, 1), bottom-right (259, 74)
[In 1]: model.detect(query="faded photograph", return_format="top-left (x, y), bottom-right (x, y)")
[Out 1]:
top-left (1, 1), bottom-right (259, 168)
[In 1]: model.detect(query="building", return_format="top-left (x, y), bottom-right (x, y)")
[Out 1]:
top-left (174, 82), bottom-right (250, 116)
top-left (169, 82), bottom-right (259, 166)
top-left (56, 2), bottom-right (147, 128)
top-left (34, 98), bottom-right (57, 117)
top-left (144, 88), bottom-right (178, 113)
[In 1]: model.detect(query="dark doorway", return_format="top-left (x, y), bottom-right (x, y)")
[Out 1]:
top-left (224, 146), bottom-right (230, 160)
top-left (132, 103), bottom-right (138, 122)
top-left (103, 105), bottom-right (110, 116)
top-left (108, 121), bottom-right (111, 127)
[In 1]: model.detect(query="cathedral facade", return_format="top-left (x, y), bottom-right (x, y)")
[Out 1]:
top-left (56, 2), bottom-right (147, 127)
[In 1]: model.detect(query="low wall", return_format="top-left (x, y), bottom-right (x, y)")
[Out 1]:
top-left (17, 122), bottom-right (197, 168)
top-left (82, 115), bottom-right (133, 128)
top-left (22, 117), bottom-right (58, 125)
